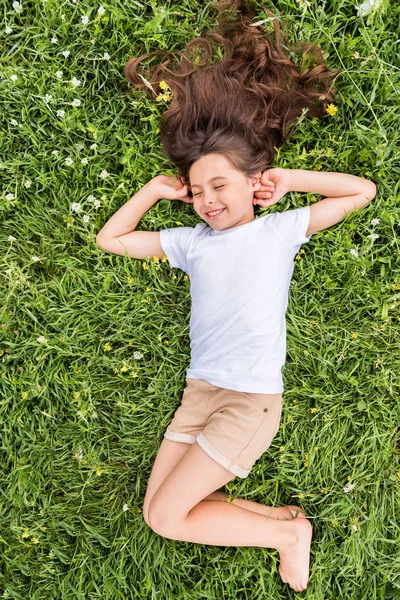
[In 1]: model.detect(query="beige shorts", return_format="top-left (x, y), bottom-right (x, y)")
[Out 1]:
top-left (164, 378), bottom-right (283, 479)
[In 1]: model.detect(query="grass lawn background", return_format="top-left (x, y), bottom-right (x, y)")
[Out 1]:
top-left (1, 0), bottom-right (399, 598)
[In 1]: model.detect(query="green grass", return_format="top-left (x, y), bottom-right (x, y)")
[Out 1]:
top-left (1, 0), bottom-right (399, 598)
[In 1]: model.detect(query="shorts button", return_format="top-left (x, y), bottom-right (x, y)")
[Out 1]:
top-left (263, 407), bottom-right (268, 412)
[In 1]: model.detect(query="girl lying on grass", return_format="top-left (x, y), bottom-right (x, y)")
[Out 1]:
top-left (96, 0), bottom-right (376, 592)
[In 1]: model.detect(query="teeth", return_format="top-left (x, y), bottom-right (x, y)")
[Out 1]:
top-left (207, 209), bottom-right (223, 216)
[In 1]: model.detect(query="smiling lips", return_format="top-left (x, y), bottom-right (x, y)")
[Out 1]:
top-left (206, 208), bottom-right (225, 217)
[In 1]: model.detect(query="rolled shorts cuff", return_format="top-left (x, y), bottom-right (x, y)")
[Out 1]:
top-left (164, 429), bottom-right (251, 479)
top-left (164, 428), bottom-right (197, 445)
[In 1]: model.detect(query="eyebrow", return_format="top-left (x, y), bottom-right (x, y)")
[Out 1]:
top-left (190, 176), bottom-right (228, 189)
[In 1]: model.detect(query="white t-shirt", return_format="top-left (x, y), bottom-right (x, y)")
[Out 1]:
top-left (159, 205), bottom-right (312, 393)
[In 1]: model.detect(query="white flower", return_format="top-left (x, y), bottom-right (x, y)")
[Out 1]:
top-left (71, 203), bottom-right (81, 213)
top-left (37, 336), bottom-right (47, 344)
top-left (76, 447), bottom-right (84, 460)
top-left (61, 14), bottom-right (66, 21)
top-left (71, 77), bottom-right (81, 87)
top-left (103, 52), bottom-right (110, 61)
top-left (51, 36), bottom-right (57, 44)
top-left (72, 98), bottom-right (81, 107)
top-left (368, 233), bottom-right (379, 241)
top-left (10, 119), bottom-right (18, 126)
top-left (371, 218), bottom-right (380, 226)
top-left (56, 71), bottom-right (63, 80)
top-left (56, 109), bottom-right (65, 118)
top-left (65, 157), bottom-right (74, 166)
top-left (100, 170), bottom-right (109, 178)
top-left (356, 0), bottom-right (382, 17)
top-left (122, 504), bottom-right (129, 512)
top-left (98, 6), bottom-right (106, 16)
top-left (45, 94), bottom-right (53, 103)
top-left (6, 26), bottom-right (13, 34)
top-left (32, 256), bottom-right (41, 262)
top-left (13, 2), bottom-right (22, 13)
top-left (101, 195), bottom-right (107, 201)
top-left (91, 39), bottom-right (96, 45)
top-left (6, 193), bottom-right (15, 201)
top-left (8, 235), bottom-right (16, 242)
top-left (81, 15), bottom-right (89, 25)
top-left (352, 524), bottom-right (358, 531)
top-left (10, 74), bottom-right (18, 82)
top-left (350, 248), bottom-right (359, 257)
top-left (24, 180), bottom-right (32, 188)
top-left (90, 143), bottom-right (98, 150)
top-left (133, 351), bottom-right (144, 360)
top-left (81, 157), bottom-right (88, 165)
top-left (83, 215), bottom-right (90, 223)
top-left (62, 50), bottom-right (71, 58)
top-left (344, 482), bottom-right (356, 493)
top-left (52, 150), bottom-right (59, 156)
top-left (93, 199), bottom-right (101, 208)
top-left (87, 195), bottom-right (97, 203)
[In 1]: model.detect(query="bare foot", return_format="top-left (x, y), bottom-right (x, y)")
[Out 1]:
top-left (278, 518), bottom-right (313, 592)
top-left (263, 505), bottom-right (306, 520)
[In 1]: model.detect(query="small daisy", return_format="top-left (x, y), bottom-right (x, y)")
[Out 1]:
top-left (344, 482), bottom-right (356, 493)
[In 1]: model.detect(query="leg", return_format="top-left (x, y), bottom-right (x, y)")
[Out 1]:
top-left (143, 438), bottom-right (305, 525)
top-left (148, 441), bottom-right (312, 593)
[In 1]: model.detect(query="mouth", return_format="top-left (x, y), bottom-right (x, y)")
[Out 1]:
top-left (205, 208), bottom-right (225, 220)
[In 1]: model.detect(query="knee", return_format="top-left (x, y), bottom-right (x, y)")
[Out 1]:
top-left (146, 501), bottom-right (176, 538)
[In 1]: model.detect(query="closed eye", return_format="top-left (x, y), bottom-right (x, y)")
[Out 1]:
top-left (192, 185), bottom-right (224, 197)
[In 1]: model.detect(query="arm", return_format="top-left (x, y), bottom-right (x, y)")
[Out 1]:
top-left (287, 169), bottom-right (377, 237)
top-left (96, 180), bottom-right (165, 259)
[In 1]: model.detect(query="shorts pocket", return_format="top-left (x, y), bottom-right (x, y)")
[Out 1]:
top-left (234, 394), bottom-right (283, 469)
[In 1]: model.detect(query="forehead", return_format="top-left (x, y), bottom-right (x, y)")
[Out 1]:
top-left (189, 154), bottom-right (236, 187)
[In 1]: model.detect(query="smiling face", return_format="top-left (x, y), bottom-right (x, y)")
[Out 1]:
top-left (188, 153), bottom-right (262, 230)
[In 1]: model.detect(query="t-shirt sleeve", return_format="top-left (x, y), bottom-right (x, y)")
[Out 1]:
top-left (267, 206), bottom-right (312, 252)
top-left (159, 226), bottom-right (194, 272)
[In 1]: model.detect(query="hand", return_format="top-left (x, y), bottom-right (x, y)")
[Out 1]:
top-left (149, 174), bottom-right (193, 204)
top-left (253, 168), bottom-right (291, 208)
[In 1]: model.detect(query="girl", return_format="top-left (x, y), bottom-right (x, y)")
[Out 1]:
top-left (96, 1), bottom-right (376, 592)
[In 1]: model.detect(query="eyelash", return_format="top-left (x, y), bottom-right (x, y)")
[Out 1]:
top-left (192, 185), bottom-right (224, 197)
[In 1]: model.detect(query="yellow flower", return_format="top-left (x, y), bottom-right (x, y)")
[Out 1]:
top-left (321, 487), bottom-right (328, 494)
top-left (95, 467), bottom-right (102, 476)
top-left (120, 364), bottom-right (128, 373)
top-left (326, 104), bottom-right (338, 117)
top-left (310, 407), bottom-right (318, 413)
top-left (103, 343), bottom-right (112, 352)
top-left (152, 256), bottom-right (160, 263)
top-left (159, 80), bottom-right (170, 91)
top-left (22, 528), bottom-right (29, 539)
top-left (351, 333), bottom-right (358, 338)
top-left (32, 537), bottom-right (40, 544)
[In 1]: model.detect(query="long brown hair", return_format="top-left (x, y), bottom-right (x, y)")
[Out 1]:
top-left (124, 0), bottom-right (340, 194)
